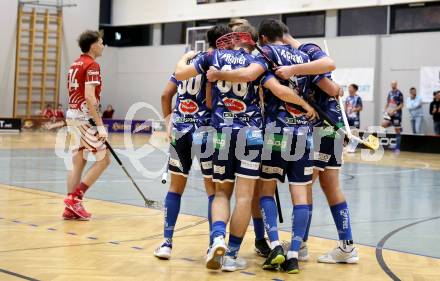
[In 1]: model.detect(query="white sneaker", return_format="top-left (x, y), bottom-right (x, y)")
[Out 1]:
top-left (154, 239), bottom-right (172, 259)
top-left (221, 256), bottom-right (247, 272)
top-left (206, 236), bottom-right (227, 270)
top-left (280, 241), bottom-right (309, 261)
top-left (298, 243), bottom-right (309, 261)
top-left (317, 245), bottom-right (359, 264)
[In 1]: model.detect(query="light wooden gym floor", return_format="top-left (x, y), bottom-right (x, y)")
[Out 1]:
top-left (0, 132), bottom-right (439, 281)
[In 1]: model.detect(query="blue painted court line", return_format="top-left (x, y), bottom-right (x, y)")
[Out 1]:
top-left (240, 271), bottom-right (256, 276)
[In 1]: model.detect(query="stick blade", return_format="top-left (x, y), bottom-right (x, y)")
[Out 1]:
top-left (364, 135), bottom-right (380, 150)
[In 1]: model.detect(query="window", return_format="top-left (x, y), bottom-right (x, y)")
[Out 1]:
top-left (282, 11), bottom-right (325, 38)
top-left (162, 21), bottom-right (194, 45)
top-left (101, 25), bottom-right (153, 47)
top-left (338, 6), bottom-right (388, 36)
top-left (391, 2), bottom-right (440, 33)
top-left (99, 0), bottom-right (111, 25)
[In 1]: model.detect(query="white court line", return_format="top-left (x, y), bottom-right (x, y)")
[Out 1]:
top-left (0, 157), bottom-right (59, 160)
top-left (347, 161), bottom-right (430, 176)
top-left (8, 179), bottom-right (155, 184)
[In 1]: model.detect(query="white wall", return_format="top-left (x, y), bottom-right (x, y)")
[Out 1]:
top-left (112, 0), bottom-right (433, 25)
top-left (100, 45), bottom-right (186, 120)
top-left (0, 0), bottom-right (19, 117)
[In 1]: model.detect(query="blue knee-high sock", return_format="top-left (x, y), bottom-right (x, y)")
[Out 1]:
top-left (164, 192), bottom-right (182, 239)
top-left (290, 205), bottom-right (309, 252)
top-left (226, 234), bottom-right (243, 257)
top-left (395, 133), bottom-right (401, 150)
top-left (330, 201), bottom-right (353, 241)
top-left (211, 221), bottom-right (226, 242)
top-left (253, 218), bottom-right (265, 241)
top-left (260, 196), bottom-right (279, 242)
top-left (303, 204), bottom-right (313, 242)
top-left (208, 195), bottom-right (215, 245)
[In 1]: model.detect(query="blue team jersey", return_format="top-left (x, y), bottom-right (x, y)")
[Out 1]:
top-left (169, 53), bottom-right (210, 132)
top-left (345, 95), bottom-right (363, 121)
top-left (193, 49), bottom-right (266, 130)
top-left (386, 89), bottom-right (404, 117)
top-left (298, 43), bottom-right (342, 128)
top-left (259, 44), bottom-right (313, 130)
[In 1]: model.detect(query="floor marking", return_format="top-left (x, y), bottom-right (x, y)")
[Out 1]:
top-left (0, 268), bottom-right (41, 281)
top-left (240, 271), bottom-right (256, 276)
top-left (376, 216), bottom-right (440, 281)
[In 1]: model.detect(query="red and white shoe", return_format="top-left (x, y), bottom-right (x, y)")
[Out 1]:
top-left (62, 207), bottom-right (89, 221)
top-left (64, 197), bottom-right (91, 220)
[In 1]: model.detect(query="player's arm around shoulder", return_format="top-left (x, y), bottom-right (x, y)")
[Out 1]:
top-left (275, 57), bottom-right (335, 79)
top-left (175, 51), bottom-right (199, 81)
top-left (206, 63), bottom-right (265, 83)
top-left (316, 77), bottom-right (340, 97)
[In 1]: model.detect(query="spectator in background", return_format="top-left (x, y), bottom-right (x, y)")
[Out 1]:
top-left (430, 91), bottom-right (440, 135)
top-left (102, 105), bottom-right (114, 119)
top-left (382, 80), bottom-right (404, 153)
top-left (42, 104), bottom-right (54, 118)
top-left (345, 84), bottom-right (363, 129)
top-left (344, 84), bottom-right (363, 153)
top-left (54, 104), bottom-right (65, 119)
top-left (406, 87), bottom-right (423, 134)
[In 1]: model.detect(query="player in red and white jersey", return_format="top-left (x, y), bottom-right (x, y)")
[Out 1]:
top-left (63, 30), bottom-right (110, 220)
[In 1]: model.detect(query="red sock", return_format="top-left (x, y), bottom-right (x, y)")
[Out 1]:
top-left (69, 182), bottom-right (89, 199)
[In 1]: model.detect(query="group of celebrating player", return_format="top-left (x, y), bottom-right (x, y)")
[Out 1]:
top-left (154, 18), bottom-right (359, 274)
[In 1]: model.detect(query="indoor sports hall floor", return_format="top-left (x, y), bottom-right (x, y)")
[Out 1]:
top-left (0, 132), bottom-right (439, 281)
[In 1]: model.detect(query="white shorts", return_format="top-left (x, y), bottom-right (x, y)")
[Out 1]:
top-left (66, 119), bottom-right (106, 153)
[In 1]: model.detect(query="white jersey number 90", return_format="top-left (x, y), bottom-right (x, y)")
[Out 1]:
top-left (216, 65), bottom-right (248, 97)
top-left (178, 75), bottom-right (202, 96)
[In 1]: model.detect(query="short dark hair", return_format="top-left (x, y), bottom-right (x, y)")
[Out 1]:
top-left (234, 24), bottom-right (258, 44)
top-left (207, 25), bottom-right (232, 48)
top-left (78, 30), bottom-right (101, 53)
top-left (350, 83), bottom-right (359, 91)
top-left (258, 19), bottom-right (284, 42)
top-left (278, 20), bottom-right (290, 34)
top-left (410, 87), bottom-right (416, 91)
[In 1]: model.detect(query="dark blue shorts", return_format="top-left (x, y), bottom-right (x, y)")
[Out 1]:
top-left (260, 129), bottom-right (313, 185)
top-left (312, 128), bottom-right (344, 171)
top-left (168, 127), bottom-right (213, 177)
top-left (347, 118), bottom-right (360, 129)
top-left (383, 115), bottom-right (402, 128)
top-left (212, 128), bottom-right (263, 183)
